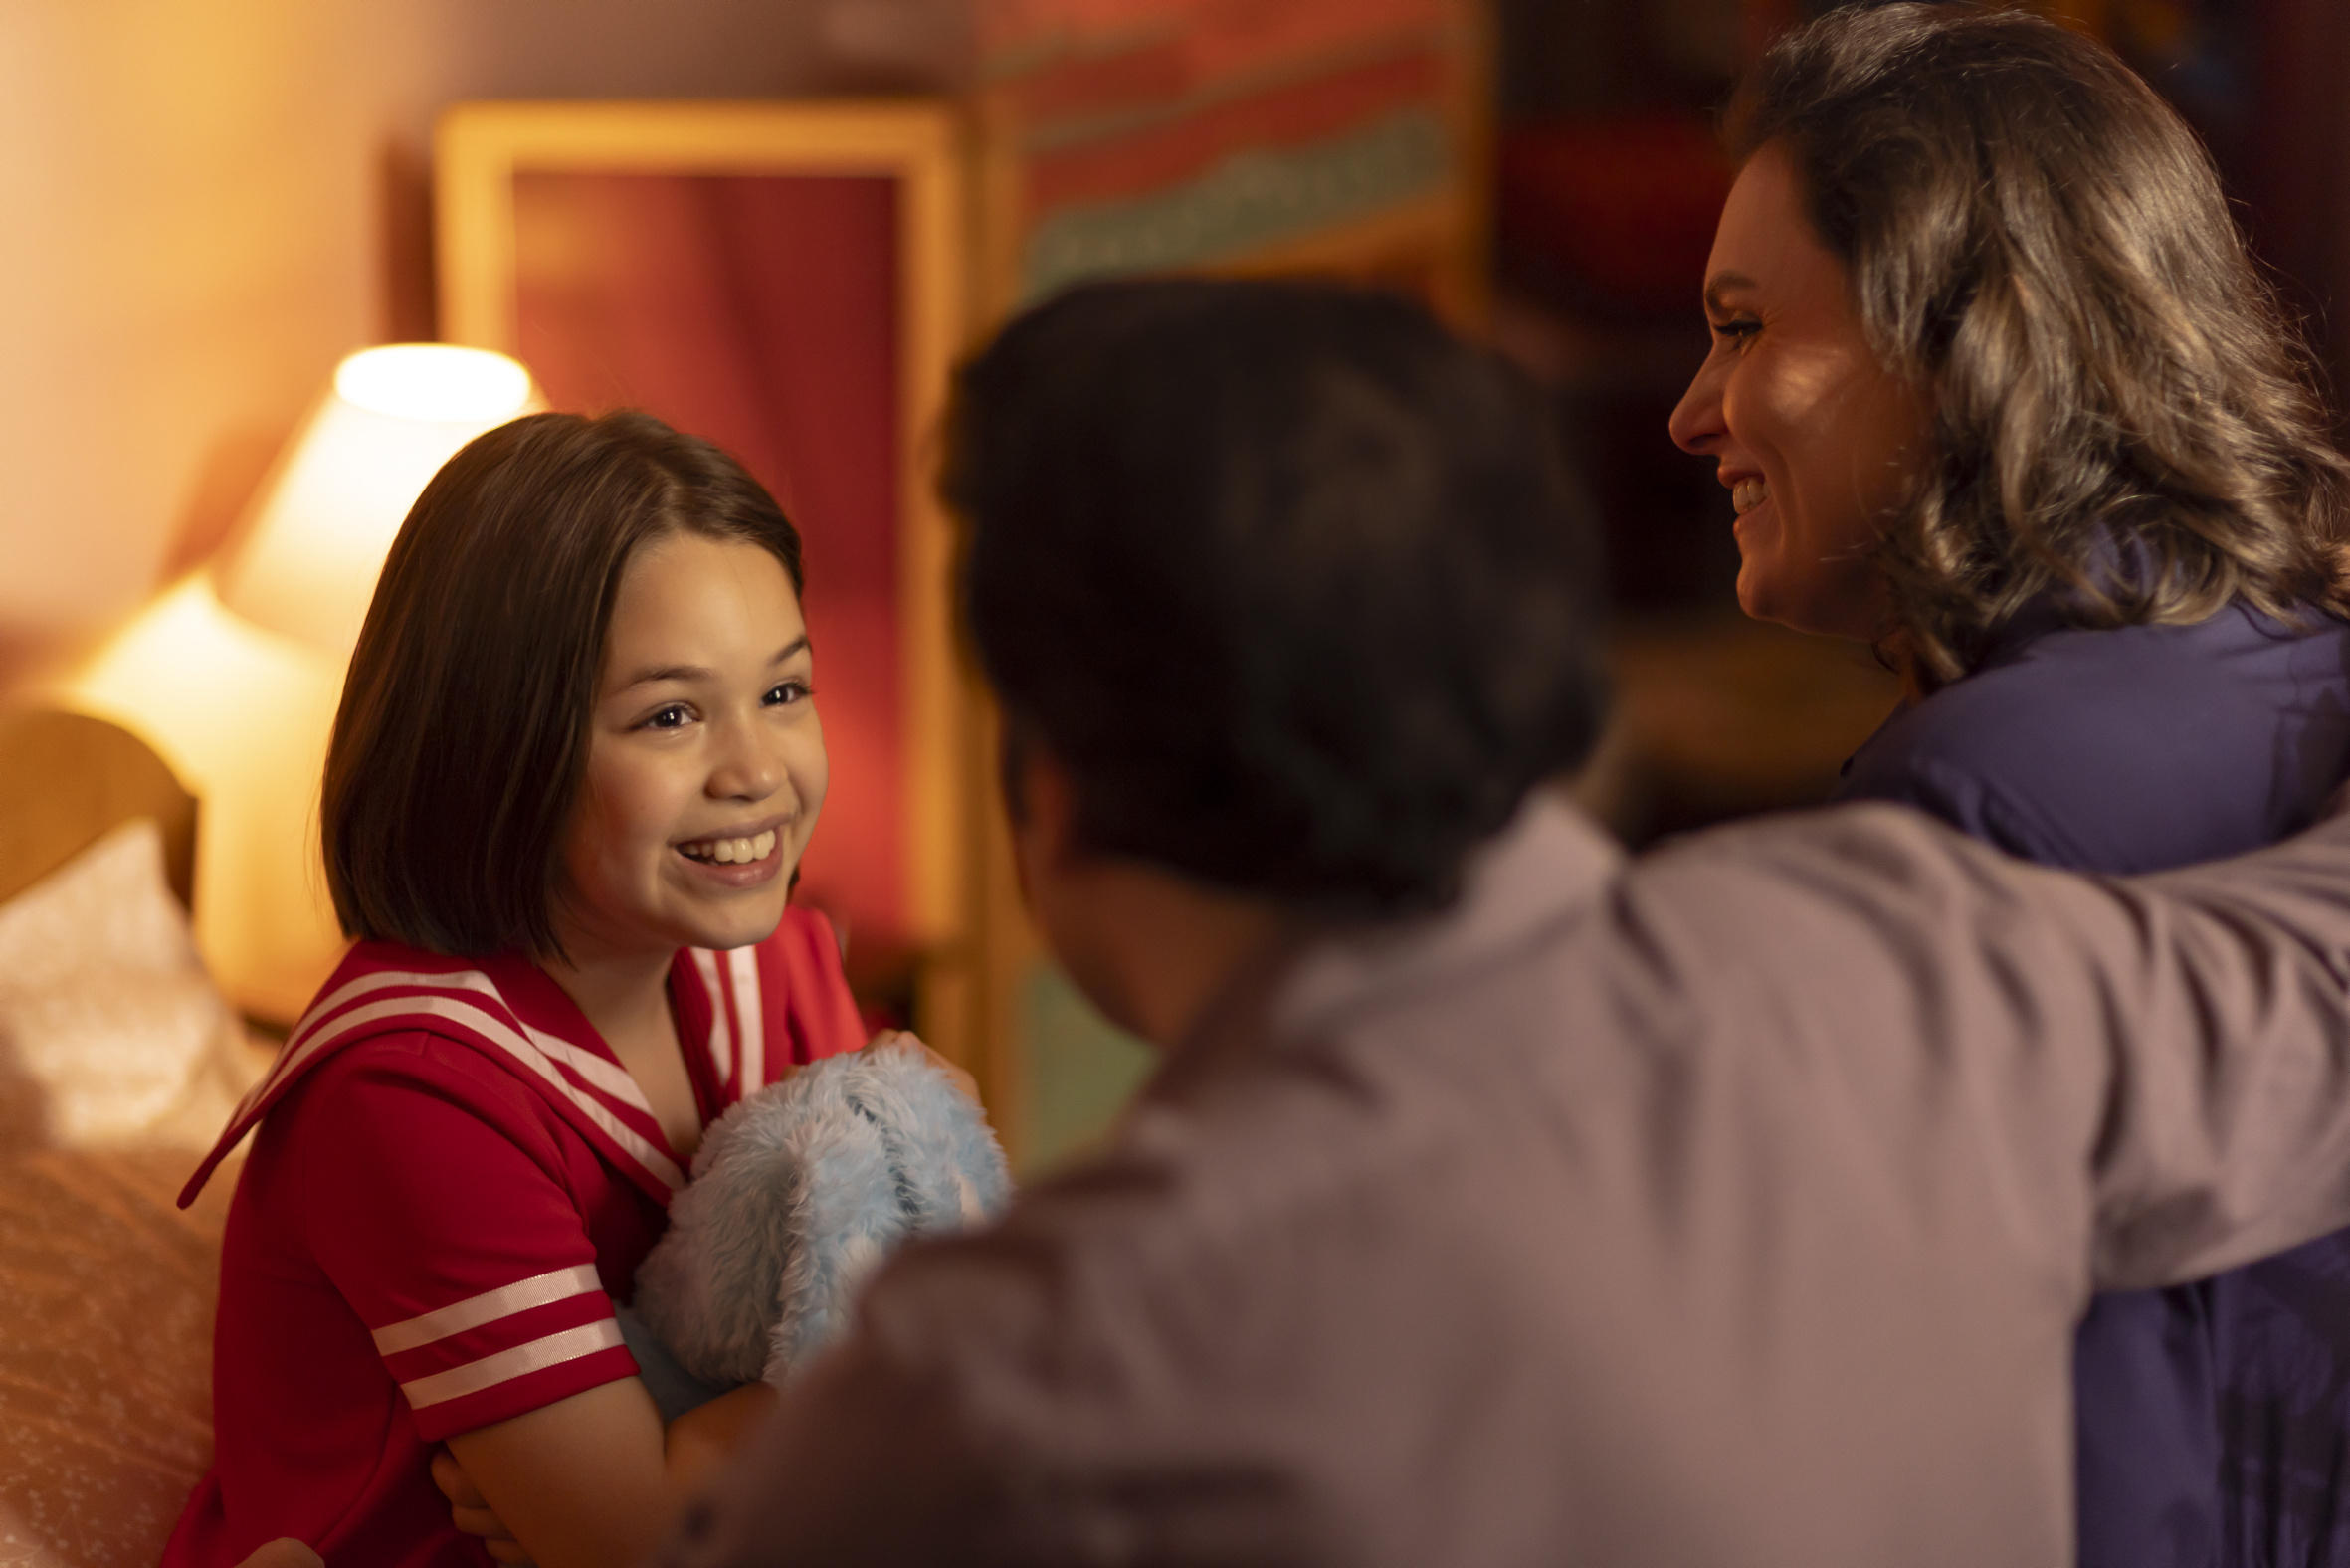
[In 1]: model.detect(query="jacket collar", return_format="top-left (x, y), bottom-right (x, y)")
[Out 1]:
top-left (1269, 795), bottom-right (1623, 1042)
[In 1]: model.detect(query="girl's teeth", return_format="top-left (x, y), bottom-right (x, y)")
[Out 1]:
top-left (1732, 479), bottom-right (1771, 515)
top-left (685, 829), bottom-right (780, 865)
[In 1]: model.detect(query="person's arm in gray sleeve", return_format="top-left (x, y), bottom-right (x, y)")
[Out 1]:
top-left (1663, 799), bottom-right (2350, 1295)
top-left (2077, 809), bottom-right (2350, 1287)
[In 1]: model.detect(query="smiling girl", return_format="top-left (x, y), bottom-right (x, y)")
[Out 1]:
top-left (165, 411), bottom-right (874, 1567)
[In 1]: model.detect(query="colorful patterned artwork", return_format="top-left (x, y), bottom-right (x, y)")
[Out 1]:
top-left (975, 0), bottom-right (1472, 302)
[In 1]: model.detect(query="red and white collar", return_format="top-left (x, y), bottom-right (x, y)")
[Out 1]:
top-left (178, 941), bottom-right (764, 1210)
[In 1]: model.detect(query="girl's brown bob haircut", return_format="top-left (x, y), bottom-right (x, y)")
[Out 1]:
top-left (1732, 2), bottom-right (2350, 687)
top-left (321, 409), bottom-right (806, 960)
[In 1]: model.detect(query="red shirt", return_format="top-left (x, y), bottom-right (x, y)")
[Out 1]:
top-left (164, 910), bottom-right (864, 1567)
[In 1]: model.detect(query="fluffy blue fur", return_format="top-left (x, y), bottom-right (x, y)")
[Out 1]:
top-left (632, 1047), bottom-right (1013, 1395)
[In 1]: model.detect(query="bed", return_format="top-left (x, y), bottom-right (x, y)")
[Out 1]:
top-left (0, 706), bottom-right (279, 1567)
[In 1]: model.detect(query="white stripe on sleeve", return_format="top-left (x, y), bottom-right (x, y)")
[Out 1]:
top-left (398, 1318), bottom-right (626, 1409)
top-left (371, 1264), bottom-right (603, 1355)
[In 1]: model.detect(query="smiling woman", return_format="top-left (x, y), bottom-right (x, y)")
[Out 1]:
top-left (1667, 142), bottom-right (1922, 639)
top-left (163, 411), bottom-right (877, 1568)
top-left (1668, 7), bottom-right (2350, 1567)
top-left (1674, 1), bottom-right (2350, 691)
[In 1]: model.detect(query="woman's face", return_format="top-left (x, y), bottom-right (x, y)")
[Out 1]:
top-left (1668, 142), bottom-right (1925, 639)
top-left (555, 532), bottom-right (827, 968)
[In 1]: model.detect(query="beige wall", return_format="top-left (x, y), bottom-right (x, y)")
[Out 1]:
top-left (0, 0), bottom-right (960, 689)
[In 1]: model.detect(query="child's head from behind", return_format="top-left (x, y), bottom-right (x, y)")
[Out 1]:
top-left (323, 410), bottom-right (825, 967)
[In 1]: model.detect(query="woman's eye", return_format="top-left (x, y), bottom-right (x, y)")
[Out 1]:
top-left (1711, 318), bottom-right (1761, 347)
top-left (765, 681), bottom-right (812, 707)
top-left (642, 704), bottom-right (692, 731)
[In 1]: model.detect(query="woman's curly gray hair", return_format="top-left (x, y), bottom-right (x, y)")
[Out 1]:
top-left (1731, 1), bottom-right (2350, 687)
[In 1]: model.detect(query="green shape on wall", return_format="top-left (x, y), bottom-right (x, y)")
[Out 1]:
top-left (1019, 961), bottom-right (1157, 1175)
top-left (1021, 108), bottom-right (1452, 301)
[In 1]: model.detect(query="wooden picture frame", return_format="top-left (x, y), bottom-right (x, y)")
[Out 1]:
top-left (434, 100), bottom-right (980, 1073)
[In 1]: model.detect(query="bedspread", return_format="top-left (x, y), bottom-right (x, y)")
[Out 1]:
top-left (0, 1145), bottom-right (233, 1568)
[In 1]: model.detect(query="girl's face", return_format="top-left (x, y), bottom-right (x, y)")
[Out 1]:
top-left (1667, 142), bottom-right (1925, 640)
top-left (554, 532), bottom-right (826, 966)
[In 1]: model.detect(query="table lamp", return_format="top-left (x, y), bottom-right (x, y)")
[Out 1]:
top-left (63, 344), bottom-right (539, 1022)
top-left (217, 343), bottom-right (539, 652)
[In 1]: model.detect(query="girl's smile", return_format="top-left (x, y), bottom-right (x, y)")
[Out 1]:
top-left (555, 531), bottom-right (827, 965)
top-left (674, 814), bottom-right (790, 883)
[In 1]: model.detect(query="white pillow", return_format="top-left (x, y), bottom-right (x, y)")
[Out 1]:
top-left (0, 818), bottom-right (266, 1152)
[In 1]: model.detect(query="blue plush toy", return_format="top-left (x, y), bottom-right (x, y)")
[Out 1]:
top-left (619, 1043), bottom-right (1013, 1419)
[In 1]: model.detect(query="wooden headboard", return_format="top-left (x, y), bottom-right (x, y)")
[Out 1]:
top-left (0, 708), bottom-right (197, 909)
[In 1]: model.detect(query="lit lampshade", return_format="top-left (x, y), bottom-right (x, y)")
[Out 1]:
top-left (55, 570), bottom-right (350, 1023)
top-left (216, 343), bottom-right (539, 652)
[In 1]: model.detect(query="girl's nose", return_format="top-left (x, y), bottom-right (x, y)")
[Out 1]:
top-left (708, 724), bottom-right (786, 804)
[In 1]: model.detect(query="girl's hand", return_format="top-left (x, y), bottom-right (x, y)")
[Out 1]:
top-left (431, 1445), bottom-right (533, 1565)
top-left (432, 1381), bottom-right (781, 1564)
top-left (869, 1028), bottom-right (982, 1106)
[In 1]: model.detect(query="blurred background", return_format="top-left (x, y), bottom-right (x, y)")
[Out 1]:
top-left (1, 0), bottom-right (2344, 1173)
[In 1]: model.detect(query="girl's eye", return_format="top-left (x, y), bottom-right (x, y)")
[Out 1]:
top-left (641, 704), bottom-right (692, 731)
top-left (765, 681), bottom-right (812, 707)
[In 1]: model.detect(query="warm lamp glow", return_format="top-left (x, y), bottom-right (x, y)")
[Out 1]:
top-left (52, 343), bottom-right (542, 1022)
top-left (217, 343), bottom-right (538, 653)
top-left (334, 343), bottom-right (534, 423)
top-left (52, 571), bottom-right (349, 1024)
